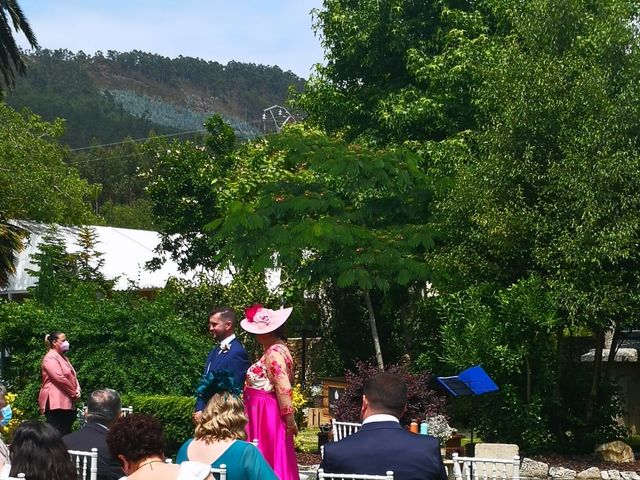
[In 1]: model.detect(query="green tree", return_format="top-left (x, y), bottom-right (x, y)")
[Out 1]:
top-left (0, 0), bottom-right (38, 91)
top-left (296, 0), bottom-right (485, 147)
top-left (143, 115), bottom-right (237, 271)
top-left (0, 215), bottom-right (24, 288)
top-left (209, 126), bottom-right (436, 368)
top-left (434, 0), bottom-right (640, 448)
top-left (0, 103), bottom-right (98, 223)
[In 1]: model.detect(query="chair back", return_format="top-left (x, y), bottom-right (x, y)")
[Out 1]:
top-left (317, 468), bottom-right (394, 479)
top-left (331, 419), bottom-right (362, 441)
top-left (251, 438), bottom-right (259, 448)
top-left (120, 406), bottom-right (134, 416)
top-left (68, 447), bottom-right (99, 480)
top-left (6, 474), bottom-right (26, 480)
top-left (210, 463), bottom-right (227, 480)
top-left (452, 453), bottom-right (520, 480)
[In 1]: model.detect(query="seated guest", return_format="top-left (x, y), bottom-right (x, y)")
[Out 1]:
top-left (177, 370), bottom-right (277, 480)
top-left (0, 385), bottom-right (11, 470)
top-left (64, 388), bottom-right (125, 480)
top-left (107, 413), bottom-right (211, 480)
top-left (320, 372), bottom-right (448, 480)
top-left (9, 420), bottom-right (78, 480)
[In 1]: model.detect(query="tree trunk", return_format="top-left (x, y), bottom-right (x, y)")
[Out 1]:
top-left (586, 328), bottom-right (605, 425)
top-left (525, 356), bottom-right (531, 404)
top-left (363, 290), bottom-right (384, 370)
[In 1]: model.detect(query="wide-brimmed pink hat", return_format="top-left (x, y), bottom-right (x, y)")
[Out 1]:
top-left (240, 304), bottom-right (293, 334)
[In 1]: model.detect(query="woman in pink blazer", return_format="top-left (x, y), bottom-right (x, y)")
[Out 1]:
top-left (38, 331), bottom-right (81, 436)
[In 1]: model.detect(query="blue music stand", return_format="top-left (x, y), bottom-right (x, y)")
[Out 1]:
top-left (437, 365), bottom-right (499, 397)
top-left (436, 365), bottom-right (498, 454)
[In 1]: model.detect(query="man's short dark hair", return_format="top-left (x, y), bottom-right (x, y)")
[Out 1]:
top-left (363, 372), bottom-right (407, 418)
top-left (208, 305), bottom-right (236, 325)
top-left (86, 389), bottom-right (121, 425)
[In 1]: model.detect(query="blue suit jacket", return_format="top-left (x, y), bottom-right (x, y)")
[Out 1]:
top-left (194, 337), bottom-right (250, 412)
top-left (320, 421), bottom-right (448, 480)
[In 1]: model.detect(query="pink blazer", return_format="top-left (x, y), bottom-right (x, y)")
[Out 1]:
top-left (38, 349), bottom-right (80, 413)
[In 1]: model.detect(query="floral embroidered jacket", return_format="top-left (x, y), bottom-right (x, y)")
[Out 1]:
top-left (246, 343), bottom-right (294, 416)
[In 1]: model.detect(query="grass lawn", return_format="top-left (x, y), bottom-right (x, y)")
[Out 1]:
top-left (295, 427), bottom-right (319, 453)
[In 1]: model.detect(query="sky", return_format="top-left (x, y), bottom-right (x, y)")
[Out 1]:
top-left (16, 0), bottom-right (326, 79)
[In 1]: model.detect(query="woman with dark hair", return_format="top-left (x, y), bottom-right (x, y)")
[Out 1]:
top-left (9, 420), bottom-right (77, 480)
top-left (107, 413), bottom-right (210, 480)
top-left (241, 305), bottom-right (298, 480)
top-left (38, 330), bottom-right (81, 436)
top-left (177, 371), bottom-right (276, 479)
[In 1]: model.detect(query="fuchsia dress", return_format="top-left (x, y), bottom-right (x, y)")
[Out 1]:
top-left (244, 343), bottom-right (298, 480)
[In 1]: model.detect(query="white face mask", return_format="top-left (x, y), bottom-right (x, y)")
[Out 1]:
top-left (60, 340), bottom-right (70, 352)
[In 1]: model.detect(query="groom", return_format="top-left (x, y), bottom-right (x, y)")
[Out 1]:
top-left (193, 306), bottom-right (250, 423)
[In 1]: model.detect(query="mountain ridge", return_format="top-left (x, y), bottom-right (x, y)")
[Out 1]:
top-left (5, 48), bottom-right (305, 148)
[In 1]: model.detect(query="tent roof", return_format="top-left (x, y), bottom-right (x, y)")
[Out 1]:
top-left (2, 221), bottom-right (203, 293)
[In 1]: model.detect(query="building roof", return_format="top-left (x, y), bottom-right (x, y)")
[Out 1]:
top-left (2, 221), bottom-right (204, 293)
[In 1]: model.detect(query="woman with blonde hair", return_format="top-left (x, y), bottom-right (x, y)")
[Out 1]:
top-left (38, 330), bottom-right (81, 435)
top-left (177, 371), bottom-right (276, 480)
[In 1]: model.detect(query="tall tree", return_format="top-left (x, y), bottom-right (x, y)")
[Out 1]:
top-left (0, 0), bottom-right (38, 91)
top-left (208, 126), bottom-right (437, 368)
top-left (0, 215), bottom-right (24, 288)
top-left (434, 0), bottom-right (640, 446)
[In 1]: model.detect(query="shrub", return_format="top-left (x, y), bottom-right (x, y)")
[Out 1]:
top-left (333, 360), bottom-right (448, 426)
top-left (0, 289), bottom-right (210, 422)
top-left (1, 391), bottom-right (25, 442)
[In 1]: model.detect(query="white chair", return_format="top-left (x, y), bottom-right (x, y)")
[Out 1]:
top-left (331, 419), bottom-right (362, 441)
top-left (210, 463), bottom-right (227, 480)
top-left (452, 453), bottom-right (520, 480)
top-left (6, 474), bottom-right (26, 480)
top-left (251, 438), bottom-right (259, 448)
top-left (68, 447), bottom-right (99, 480)
top-left (317, 468), bottom-right (394, 479)
top-left (120, 406), bottom-right (134, 416)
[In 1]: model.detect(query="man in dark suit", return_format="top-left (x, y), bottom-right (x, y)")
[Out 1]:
top-left (320, 372), bottom-right (448, 480)
top-left (63, 389), bottom-right (124, 480)
top-left (193, 305), bottom-right (250, 423)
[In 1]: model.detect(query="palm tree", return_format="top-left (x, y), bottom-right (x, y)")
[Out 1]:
top-left (0, 216), bottom-right (25, 289)
top-left (0, 0), bottom-right (38, 90)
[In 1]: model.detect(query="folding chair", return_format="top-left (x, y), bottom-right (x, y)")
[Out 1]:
top-left (452, 453), bottom-right (520, 480)
top-left (68, 447), bottom-right (99, 480)
top-left (210, 463), bottom-right (227, 480)
top-left (331, 419), bottom-right (362, 441)
top-left (317, 468), bottom-right (394, 479)
top-left (120, 406), bottom-right (134, 416)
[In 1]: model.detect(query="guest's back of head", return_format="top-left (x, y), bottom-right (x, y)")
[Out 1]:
top-left (363, 372), bottom-right (408, 418)
top-left (106, 413), bottom-right (165, 465)
top-left (86, 388), bottom-right (121, 426)
top-left (196, 392), bottom-right (247, 441)
top-left (10, 420), bottom-right (77, 480)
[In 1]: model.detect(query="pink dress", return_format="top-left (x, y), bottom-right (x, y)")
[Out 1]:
top-left (244, 343), bottom-right (298, 480)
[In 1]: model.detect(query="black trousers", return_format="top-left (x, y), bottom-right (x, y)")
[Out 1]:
top-left (45, 405), bottom-right (76, 437)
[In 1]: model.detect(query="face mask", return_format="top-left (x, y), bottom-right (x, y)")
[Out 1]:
top-left (60, 340), bottom-right (70, 352)
top-left (0, 405), bottom-right (12, 427)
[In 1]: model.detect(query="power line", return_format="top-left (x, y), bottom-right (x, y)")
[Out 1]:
top-left (68, 129), bottom-right (205, 152)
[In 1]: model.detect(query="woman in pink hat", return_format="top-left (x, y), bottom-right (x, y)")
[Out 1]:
top-left (241, 304), bottom-right (298, 480)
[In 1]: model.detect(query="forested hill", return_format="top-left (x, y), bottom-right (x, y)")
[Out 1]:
top-left (4, 49), bottom-right (305, 148)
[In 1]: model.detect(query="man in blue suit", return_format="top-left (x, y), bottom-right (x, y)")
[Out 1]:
top-left (193, 306), bottom-right (250, 423)
top-left (320, 372), bottom-right (448, 480)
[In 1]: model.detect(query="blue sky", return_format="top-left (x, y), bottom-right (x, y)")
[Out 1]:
top-left (16, 1), bottom-right (325, 78)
